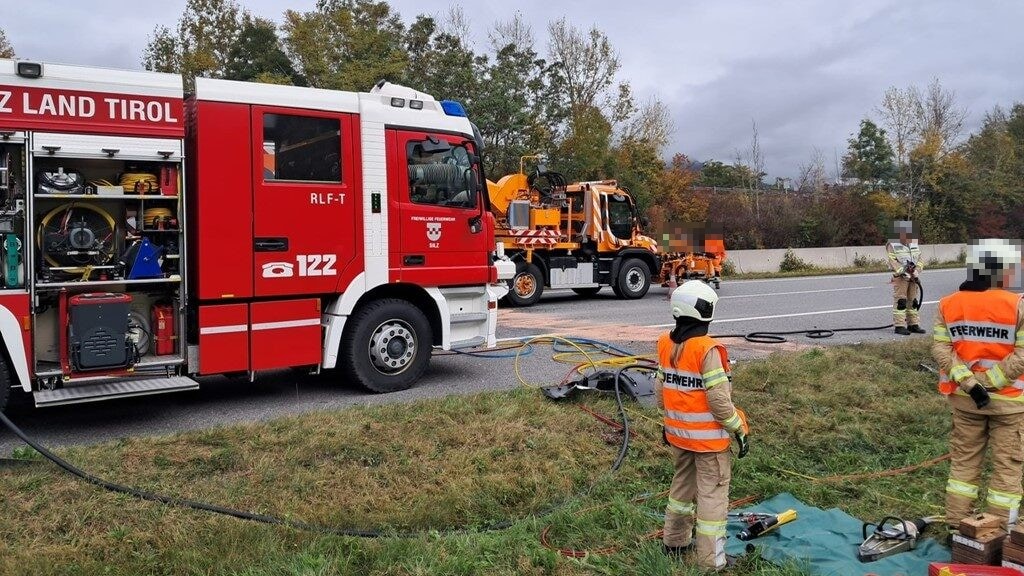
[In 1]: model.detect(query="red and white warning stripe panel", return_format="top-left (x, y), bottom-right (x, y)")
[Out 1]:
top-left (511, 229), bottom-right (559, 245)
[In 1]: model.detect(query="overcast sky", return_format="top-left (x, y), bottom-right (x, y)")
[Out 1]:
top-left (4, 1), bottom-right (1023, 179)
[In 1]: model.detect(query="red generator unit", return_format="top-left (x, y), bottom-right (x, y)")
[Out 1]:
top-left (67, 293), bottom-right (133, 371)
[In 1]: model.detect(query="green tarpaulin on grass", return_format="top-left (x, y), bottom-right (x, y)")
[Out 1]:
top-left (725, 493), bottom-right (951, 576)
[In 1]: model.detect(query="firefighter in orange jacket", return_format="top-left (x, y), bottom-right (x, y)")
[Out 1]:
top-left (657, 280), bottom-right (749, 570)
top-left (933, 239), bottom-right (1024, 530)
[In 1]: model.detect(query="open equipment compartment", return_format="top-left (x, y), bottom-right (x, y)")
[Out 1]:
top-left (29, 132), bottom-right (186, 383)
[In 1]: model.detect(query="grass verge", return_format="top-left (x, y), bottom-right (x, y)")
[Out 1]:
top-left (725, 260), bottom-right (963, 280)
top-left (0, 340), bottom-right (949, 575)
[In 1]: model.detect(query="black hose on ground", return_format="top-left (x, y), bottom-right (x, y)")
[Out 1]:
top-left (712, 278), bottom-right (925, 344)
top-left (0, 377), bottom-right (634, 538)
top-left (713, 324), bottom-right (897, 344)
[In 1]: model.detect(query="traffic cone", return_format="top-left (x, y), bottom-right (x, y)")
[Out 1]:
top-left (666, 272), bottom-right (677, 299)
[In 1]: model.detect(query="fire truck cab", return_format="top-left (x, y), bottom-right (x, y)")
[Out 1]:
top-left (0, 59), bottom-right (513, 412)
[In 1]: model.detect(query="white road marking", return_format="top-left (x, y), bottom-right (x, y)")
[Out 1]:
top-left (495, 300), bottom-right (941, 342)
top-left (643, 300), bottom-right (941, 328)
top-left (719, 286), bottom-right (873, 299)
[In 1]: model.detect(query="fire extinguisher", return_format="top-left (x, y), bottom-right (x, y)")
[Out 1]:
top-left (151, 303), bottom-right (175, 355)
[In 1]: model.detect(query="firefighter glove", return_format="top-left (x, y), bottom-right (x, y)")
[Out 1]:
top-left (968, 384), bottom-right (991, 409)
top-left (734, 431), bottom-right (749, 459)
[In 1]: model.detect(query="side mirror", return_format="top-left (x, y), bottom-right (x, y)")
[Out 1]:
top-left (640, 217), bottom-right (650, 228)
top-left (421, 135), bottom-right (452, 153)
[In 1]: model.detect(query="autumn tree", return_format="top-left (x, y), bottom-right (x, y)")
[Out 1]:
top-left (0, 28), bottom-right (15, 59)
top-left (473, 14), bottom-right (557, 177)
top-left (142, 0), bottom-right (244, 87)
top-left (796, 147), bottom-right (828, 194)
top-left (283, 0), bottom-right (407, 91)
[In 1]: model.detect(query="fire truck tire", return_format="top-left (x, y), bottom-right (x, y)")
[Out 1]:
top-left (0, 354), bottom-right (10, 414)
top-left (506, 263), bottom-right (544, 307)
top-left (616, 258), bottom-right (651, 299)
top-left (342, 299), bottom-right (433, 393)
top-left (571, 287), bottom-right (601, 298)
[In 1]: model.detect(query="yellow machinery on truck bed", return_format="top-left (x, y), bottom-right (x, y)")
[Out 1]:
top-left (487, 157), bottom-right (662, 306)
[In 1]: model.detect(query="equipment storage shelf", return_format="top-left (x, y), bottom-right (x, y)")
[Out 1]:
top-left (35, 276), bottom-right (182, 289)
top-left (28, 131), bottom-right (187, 384)
top-left (34, 194), bottom-right (179, 200)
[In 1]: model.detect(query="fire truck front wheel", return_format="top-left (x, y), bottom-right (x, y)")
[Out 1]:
top-left (616, 258), bottom-right (651, 299)
top-left (342, 299), bottom-right (433, 393)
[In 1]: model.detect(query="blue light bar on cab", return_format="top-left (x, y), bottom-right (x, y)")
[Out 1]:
top-left (440, 100), bottom-right (468, 117)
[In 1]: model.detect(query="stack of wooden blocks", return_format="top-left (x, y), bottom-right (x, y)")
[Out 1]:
top-left (1002, 524), bottom-right (1024, 571)
top-left (952, 514), bottom-right (1007, 565)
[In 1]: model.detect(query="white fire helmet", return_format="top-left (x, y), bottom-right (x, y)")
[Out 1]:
top-left (968, 239), bottom-right (1021, 283)
top-left (670, 280), bottom-right (719, 321)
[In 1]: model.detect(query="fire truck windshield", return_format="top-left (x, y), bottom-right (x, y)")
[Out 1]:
top-left (607, 194), bottom-right (635, 241)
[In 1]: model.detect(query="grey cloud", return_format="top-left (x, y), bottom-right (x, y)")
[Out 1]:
top-left (5, 0), bottom-right (1023, 178)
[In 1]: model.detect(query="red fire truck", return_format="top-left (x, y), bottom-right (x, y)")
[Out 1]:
top-left (0, 59), bottom-right (514, 412)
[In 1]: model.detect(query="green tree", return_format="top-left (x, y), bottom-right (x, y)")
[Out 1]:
top-left (142, 0), bottom-right (244, 87)
top-left (698, 160), bottom-right (744, 188)
top-left (223, 16), bottom-right (298, 85)
top-left (0, 28), bottom-right (15, 59)
top-left (283, 0), bottom-right (407, 91)
top-left (401, 17), bottom-right (484, 106)
top-left (842, 118), bottom-right (896, 183)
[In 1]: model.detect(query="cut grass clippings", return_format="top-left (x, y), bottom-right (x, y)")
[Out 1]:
top-left (0, 340), bottom-right (951, 575)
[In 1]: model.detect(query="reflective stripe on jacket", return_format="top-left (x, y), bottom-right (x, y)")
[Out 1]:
top-left (937, 289), bottom-right (1024, 400)
top-left (657, 334), bottom-right (746, 452)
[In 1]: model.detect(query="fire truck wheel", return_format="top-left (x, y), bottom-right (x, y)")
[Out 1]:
top-left (342, 299), bottom-right (433, 393)
top-left (616, 258), bottom-right (651, 299)
top-left (0, 354), bottom-right (10, 414)
top-left (506, 263), bottom-right (544, 307)
top-left (571, 287), bottom-right (601, 298)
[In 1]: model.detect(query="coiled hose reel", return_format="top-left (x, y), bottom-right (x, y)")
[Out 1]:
top-left (37, 202), bottom-right (117, 268)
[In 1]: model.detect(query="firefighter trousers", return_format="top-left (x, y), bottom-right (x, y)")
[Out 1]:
top-left (946, 405), bottom-right (1024, 529)
top-left (892, 276), bottom-right (921, 328)
top-left (663, 446), bottom-right (731, 570)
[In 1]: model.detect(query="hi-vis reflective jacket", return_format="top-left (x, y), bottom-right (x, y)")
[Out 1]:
top-left (935, 289), bottom-right (1024, 400)
top-left (887, 241), bottom-right (923, 275)
top-left (657, 334), bottom-right (748, 452)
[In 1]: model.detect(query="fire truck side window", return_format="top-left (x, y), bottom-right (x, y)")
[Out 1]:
top-left (263, 114), bottom-right (342, 183)
top-left (406, 141), bottom-right (477, 209)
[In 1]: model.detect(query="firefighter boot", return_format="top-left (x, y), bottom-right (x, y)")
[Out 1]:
top-left (663, 446), bottom-right (696, 550)
top-left (694, 451), bottom-right (731, 570)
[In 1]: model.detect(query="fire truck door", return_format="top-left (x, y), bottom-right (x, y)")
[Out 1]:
top-left (387, 130), bottom-right (490, 286)
top-left (251, 107), bottom-right (358, 297)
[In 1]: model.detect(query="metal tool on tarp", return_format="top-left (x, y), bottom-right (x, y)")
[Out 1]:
top-left (858, 516), bottom-right (938, 562)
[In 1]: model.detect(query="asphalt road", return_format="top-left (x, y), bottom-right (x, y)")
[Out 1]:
top-left (0, 268), bottom-right (969, 453)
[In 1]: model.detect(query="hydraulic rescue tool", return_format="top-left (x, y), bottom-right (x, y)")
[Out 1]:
top-left (857, 516), bottom-right (936, 562)
top-left (736, 509), bottom-right (798, 541)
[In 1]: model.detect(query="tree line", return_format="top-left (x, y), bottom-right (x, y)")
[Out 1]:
top-left (140, 0), bottom-right (673, 213)
top-left (3, 2), bottom-right (1021, 249)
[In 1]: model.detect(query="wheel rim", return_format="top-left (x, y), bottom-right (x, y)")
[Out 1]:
top-left (625, 267), bottom-right (644, 292)
top-left (368, 320), bottom-right (416, 375)
top-left (514, 273), bottom-right (537, 299)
